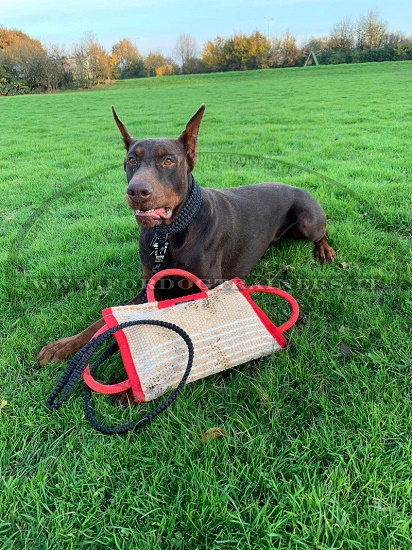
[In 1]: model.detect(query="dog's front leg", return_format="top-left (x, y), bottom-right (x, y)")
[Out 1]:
top-left (37, 275), bottom-right (149, 366)
top-left (127, 264), bottom-right (151, 305)
top-left (36, 318), bottom-right (107, 366)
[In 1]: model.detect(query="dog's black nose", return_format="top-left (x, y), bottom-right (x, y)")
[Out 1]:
top-left (126, 181), bottom-right (153, 201)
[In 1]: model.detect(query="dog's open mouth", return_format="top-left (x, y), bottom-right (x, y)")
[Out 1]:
top-left (134, 207), bottom-right (173, 223)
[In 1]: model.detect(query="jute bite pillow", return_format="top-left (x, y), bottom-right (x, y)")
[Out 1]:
top-left (82, 269), bottom-right (299, 402)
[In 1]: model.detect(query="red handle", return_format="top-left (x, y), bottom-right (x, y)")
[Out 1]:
top-left (82, 324), bottom-right (132, 394)
top-left (146, 269), bottom-right (209, 307)
top-left (83, 366), bottom-right (132, 394)
top-left (244, 285), bottom-right (299, 333)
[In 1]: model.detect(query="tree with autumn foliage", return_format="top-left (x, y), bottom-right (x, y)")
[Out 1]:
top-left (0, 27), bottom-right (72, 93)
top-left (144, 51), bottom-right (177, 77)
top-left (111, 38), bottom-right (145, 79)
top-left (269, 31), bottom-right (302, 67)
top-left (228, 31), bottom-right (270, 70)
top-left (201, 36), bottom-right (226, 72)
top-left (355, 11), bottom-right (388, 50)
top-left (202, 31), bottom-right (270, 72)
top-left (0, 27), bottom-right (44, 60)
top-left (329, 17), bottom-right (355, 51)
top-left (202, 30), bottom-right (302, 71)
top-left (72, 34), bottom-right (111, 86)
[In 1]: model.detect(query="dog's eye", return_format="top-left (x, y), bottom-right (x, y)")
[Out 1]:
top-left (163, 157), bottom-right (174, 166)
top-left (128, 157), bottom-right (136, 165)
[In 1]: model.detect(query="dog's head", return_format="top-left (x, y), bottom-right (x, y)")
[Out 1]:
top-left (112, 104), bottom-right (205, 228)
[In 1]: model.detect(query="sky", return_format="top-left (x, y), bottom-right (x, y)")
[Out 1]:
top-left (1, 0), bottom-right (411, 57)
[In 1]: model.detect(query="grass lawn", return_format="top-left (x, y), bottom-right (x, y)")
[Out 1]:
top-left (0, 61), bottom-right (411, 548)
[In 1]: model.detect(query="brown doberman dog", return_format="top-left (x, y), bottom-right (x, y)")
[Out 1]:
top-left (37, 104), bottom-right (335, 366)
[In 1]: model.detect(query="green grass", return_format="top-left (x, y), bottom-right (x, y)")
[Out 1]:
top-left (1, 61), bottom-right (411, 549)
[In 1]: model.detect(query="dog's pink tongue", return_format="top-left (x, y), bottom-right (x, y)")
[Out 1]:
top-left (157, 208), bottom-right (172, 220)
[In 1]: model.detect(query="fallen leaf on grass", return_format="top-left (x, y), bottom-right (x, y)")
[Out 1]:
top-left (297, 316), bottom-right (308, 328)
top-left (198, 427), bottom-right (227, 444)
top-left (0, 399), bottom-right (7, 414)
top-left (339, 262), bottom-right (352, 269)
top-left (339, 343), bottom-right (352, 356)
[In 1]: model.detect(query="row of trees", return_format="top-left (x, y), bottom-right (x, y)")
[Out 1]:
top-left (202, 12), bottom-right (412, 72)
top-left (1, 11), bottom-right (412, 95)
top-left (305, 12), bottom-right (412, 66)
top-left (0, 30), bottom-right (177, 94)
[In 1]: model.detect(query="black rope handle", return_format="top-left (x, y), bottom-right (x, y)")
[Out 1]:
top-left (46, 320), bottom-right (194, 435)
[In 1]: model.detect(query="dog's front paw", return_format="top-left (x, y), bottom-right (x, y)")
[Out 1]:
top-left (36, 337), bottom-right (80, 366)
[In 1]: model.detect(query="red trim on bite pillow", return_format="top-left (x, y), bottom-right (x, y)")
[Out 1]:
top-left (232, 278), bottom-right (290, 349)
top-left (101, 307), bottom-right (146, 402)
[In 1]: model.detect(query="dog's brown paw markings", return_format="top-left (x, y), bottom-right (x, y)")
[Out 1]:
top-left (36, 337), bottom-right (79, 367)
top-left (314, 236), bottom-right (336, 264)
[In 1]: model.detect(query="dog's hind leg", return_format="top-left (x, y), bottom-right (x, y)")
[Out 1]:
top-left (313, 234), bottom-right (336, 263)
top-left (288, 202), bottom-right (336, 264)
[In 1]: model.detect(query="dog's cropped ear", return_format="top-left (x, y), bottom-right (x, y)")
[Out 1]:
top-left (178, 104), bottom-right (206, 172)
top-left (112, 106), bottom-right (135, 150)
